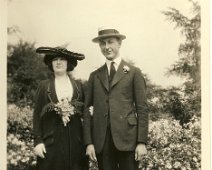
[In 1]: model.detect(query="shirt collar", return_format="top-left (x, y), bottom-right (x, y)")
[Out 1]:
top-left (106, 56), bottom-right (122, 71)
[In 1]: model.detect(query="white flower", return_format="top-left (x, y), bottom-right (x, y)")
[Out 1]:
top-left (89, 106), bottom-right (94, 116)
top-left (55, 97), bottom-right (74, 126)
top-left (31, 160), bottom-right (37, 165)
top-left (123, 65), bottom-right (130, 73)
top-left (193, 157), bottom-right (198, 162)
top-left (10, 159), bottom-right (17, 165)
top-left (165, 162), bottom-right (172, 169)
top-left (174, 161), bottom-right (181, 168)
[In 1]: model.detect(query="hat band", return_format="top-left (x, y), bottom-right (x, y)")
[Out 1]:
top-left (98, 29), bottom-right (119, 36)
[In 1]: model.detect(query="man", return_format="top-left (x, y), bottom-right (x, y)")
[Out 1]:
top-left (83, 27), bottom-right (148, 170)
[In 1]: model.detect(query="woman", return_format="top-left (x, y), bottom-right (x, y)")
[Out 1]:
top-left (33, 46), bottom-right (87, 170)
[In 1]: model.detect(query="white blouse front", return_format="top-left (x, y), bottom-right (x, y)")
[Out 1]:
top-left (55, 75), bottom-right (73, 101)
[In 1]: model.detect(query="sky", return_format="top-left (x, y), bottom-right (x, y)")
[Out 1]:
top-left (7, 0), bottom-right (196, 87)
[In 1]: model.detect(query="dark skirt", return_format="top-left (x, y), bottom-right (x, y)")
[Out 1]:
top-left (37, 115), bottom-right (87, 170)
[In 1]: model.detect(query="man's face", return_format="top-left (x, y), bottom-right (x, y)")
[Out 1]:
top-left (99, 37), bottom-right (121, 60)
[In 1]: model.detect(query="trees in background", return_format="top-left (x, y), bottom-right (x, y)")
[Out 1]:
top-left (162, 0), bottom-right (201, 124)
top-left (163, 0), bottom-right (200, 88)
top-left (7, 0), bottom-right (201, 125)
top-left (7, 41), bottom-right (51, 106)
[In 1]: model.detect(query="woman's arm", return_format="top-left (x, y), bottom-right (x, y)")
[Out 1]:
top-left (33, 81), bottom-right (47, 146)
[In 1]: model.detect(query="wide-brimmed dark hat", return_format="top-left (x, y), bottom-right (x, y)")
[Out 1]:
top-left (36, 46), bottom-right (85, 65)
top-left (92, 27), bottom-right (126, 43)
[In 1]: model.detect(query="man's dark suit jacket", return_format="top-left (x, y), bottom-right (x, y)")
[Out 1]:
top-left (83, 60), bottom-right (148, 154)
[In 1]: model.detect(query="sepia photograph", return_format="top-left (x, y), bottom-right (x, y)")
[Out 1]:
top-left (1, 0), bottom-right (210, 169)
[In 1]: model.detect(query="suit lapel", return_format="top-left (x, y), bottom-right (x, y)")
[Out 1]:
top-left (68, 75), bottom-right (79, 100)
top-left (111, 60), bottom-right (126, 88)
top-left (97, 64), bottom-right (109, 92)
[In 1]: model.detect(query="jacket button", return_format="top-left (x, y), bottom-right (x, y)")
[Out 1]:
top-left (104, 113), bottom-right (108, 117)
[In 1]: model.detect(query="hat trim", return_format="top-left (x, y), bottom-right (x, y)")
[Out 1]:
top-left (36, 47), bottom-right (85, 61)
top-left (92, 33), bottom-right (126, 43)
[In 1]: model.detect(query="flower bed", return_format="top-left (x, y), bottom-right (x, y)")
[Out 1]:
top-left (7, 104), bottom-right (201, 170)
top-left (140, 117), bottom-right (201, 169)
top-left (7, 104), bottom-right (36, 170)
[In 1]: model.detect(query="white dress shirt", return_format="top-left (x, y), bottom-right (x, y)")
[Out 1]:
top-left (106, 56), bottom-right (122, 75)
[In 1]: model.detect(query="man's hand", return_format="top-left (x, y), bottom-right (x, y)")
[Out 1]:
top-left (135, 143), bottom-right (147, 161)
top-left (34, 143), bottom-right (46, 159)
top-left (86, 144), bottom-right (97, 162)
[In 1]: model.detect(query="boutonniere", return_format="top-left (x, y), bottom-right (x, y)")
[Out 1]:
top-left (89, 106), bottom-right (94, 116)
top-left (123, 65), bottom-right (130, 73)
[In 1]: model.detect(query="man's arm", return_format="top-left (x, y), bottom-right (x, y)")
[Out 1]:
top-left (133, 67), bottom-right (149, 144)
top-left (83, 72), bottom-right (94, 146)
top-left (133, 67), bottom-right (148, 160)
top-left (82, 72), bottom-right (98, 161)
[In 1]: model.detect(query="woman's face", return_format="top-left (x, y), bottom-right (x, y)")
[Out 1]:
top-left (52, 57), bottom-right (68, 74)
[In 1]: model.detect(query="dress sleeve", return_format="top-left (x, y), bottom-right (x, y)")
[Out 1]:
top-left (33, 81), bottom-right (47, 146)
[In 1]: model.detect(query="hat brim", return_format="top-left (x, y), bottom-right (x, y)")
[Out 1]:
top-left (92, 34), bottom-right (126, 43)
top-left (36, 47), bottom-right (85, 64)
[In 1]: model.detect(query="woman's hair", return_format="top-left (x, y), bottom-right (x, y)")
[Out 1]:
top-left (47, 57), bottom-right (78, 72)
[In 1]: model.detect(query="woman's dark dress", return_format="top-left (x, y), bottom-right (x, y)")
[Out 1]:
top-left (33, 77), bottom-right (87, 170)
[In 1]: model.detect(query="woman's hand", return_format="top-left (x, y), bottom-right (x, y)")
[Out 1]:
top-left (86, 144), bottom-right (97, 162)
top-left (34, 143), bottom-right (46, 159)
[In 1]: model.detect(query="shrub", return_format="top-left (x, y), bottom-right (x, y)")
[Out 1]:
top-left (139, 116), bottom-right (201, 169)
top-left (7, 104), bottom-right (36, 170)
top-left (7, 104), bottom-right (201, 170)
top-left (7, 104), bottom-right (33, 141)
top-left (7, 134), bottom-right (36, 170)
top-left (7, 41), bottom-right (51, 107)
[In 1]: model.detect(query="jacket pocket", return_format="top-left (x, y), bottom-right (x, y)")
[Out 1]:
top-left (127, 117), bottom-right (137, 125)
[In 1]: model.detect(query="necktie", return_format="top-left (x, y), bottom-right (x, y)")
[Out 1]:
top-left (108, 62), bottom-right (116, 126)
top-left (109, 61), bottom-right (116, 83)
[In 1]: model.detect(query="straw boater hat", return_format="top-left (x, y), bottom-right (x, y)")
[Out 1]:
top-left (92, 27), bottom-right (126, 43)
top-left (36, 46), bottom-right (85, 65)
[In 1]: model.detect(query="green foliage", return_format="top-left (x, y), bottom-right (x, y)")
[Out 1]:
top-left (7, 134), bottom-right (36, 170)
top-left (146, 84), bottom-right (200, 125)
top-left (146, 85), bottom-right (166, 114)
top-left (163, 87), bottom-right (193, 126)
top-left (7, 40), bottom-right (51, 106)
top-left (7, 104), bottom-right (201, 170)
top-left (7, 104), bottom-right (36, 170)
top-left (162, 0), bottom-right (200, 86)
top-left (162, 0), bottom-right (201, 121)
top-left (140, 117), bottom-right (201, 169)
top-left (7, 104), bottom-right (33, 143)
